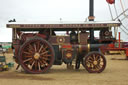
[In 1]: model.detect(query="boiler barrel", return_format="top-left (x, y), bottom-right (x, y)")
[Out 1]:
top-left (74, 44), bottom-right (107, 53)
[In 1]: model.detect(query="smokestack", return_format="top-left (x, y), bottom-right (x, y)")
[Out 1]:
top-left (88, 0), bottom-right (95, 21)
top-left (89, 0), bottom-right (95, 43)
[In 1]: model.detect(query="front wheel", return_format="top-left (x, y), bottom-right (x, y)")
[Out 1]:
top-left (83, 51), bottom-right (106, 73)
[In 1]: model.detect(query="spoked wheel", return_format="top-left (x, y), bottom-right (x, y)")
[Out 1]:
top-left (18, 37), bottom-right (55, 74)
top-left (84, 51), bottom-right (106, 73)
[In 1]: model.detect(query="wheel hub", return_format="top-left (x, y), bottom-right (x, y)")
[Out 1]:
top-left (34, 53), bottom-right (40, 60)
top-left (93, 60), bottom-right (98, 65)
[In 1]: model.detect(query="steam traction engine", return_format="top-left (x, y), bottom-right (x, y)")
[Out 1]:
top-left (6, 0), bottom-right (120, 74)
top-left (6, 21), bottom-right (120, 73)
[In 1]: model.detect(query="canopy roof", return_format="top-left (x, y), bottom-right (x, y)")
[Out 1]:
top-left (7, 21), bottom-right (121, 29)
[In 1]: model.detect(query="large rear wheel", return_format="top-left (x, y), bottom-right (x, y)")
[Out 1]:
top-left (83, 51), bottom-right (106, 73)
top-left (18, 37), bottom-right (55, 74)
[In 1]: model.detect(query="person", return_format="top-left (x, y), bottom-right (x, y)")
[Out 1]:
top-left (70, 30), bottom-right (78, 44)
top-left (80, 29), bottom-right (89, 44)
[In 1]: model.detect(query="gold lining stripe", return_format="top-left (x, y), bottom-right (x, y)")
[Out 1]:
top-left (79, 45), bottom-right (82, 53)
top-left (88, 44), bottom-right (90, 52)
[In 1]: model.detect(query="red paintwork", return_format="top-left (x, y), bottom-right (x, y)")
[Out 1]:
top-left (106, 0), bottom-right (115, 4)
top-left (13, 33), bottom-right (46, 58)
top-left (103, 43), bottom-right (128, 58)
top-left (101, 32), bottom-right (128, 58)
top-left (106, 47), bottom-right (128, 56)
top-left (62, 45), bottom-right (72, 48)
top-left (108, 44), bottom-right (115, 48)
top-left (21, 33), bottom-right (47, 42)
top-left (36, 34), bottom-right (47, 39)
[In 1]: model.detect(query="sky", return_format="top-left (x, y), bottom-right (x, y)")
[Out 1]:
top-left (0, 0), bottom-right (128, 42)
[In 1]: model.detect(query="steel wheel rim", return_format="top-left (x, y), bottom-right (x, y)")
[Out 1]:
top-left (19, 38), bottom-right (54, 73)
top-left (85, 52), bottom-right (106, 73)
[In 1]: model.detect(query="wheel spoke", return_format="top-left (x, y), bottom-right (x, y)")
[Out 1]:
top-left (24, 56), bottom-right (32, 58)
top-left (93, 54), bottom-right (96, 61)
top-left (38, 61), bottom-right (41, 71)
top-left (100, 62), bottom-right (104, 66)
top-left (95, 55), bottom-right (99, 61)
top-left (28, 50), bottom-right (33, 54)
top-left (40, 51), bottom-right (49, 55)
top-left (29, 59), bottom-right (34, 65)
top-left (93, 65), bottom-right (96, 69)
top-left (38, 60), bottom-right (44, 67)
top-left (31, 61), bottom-right (35, 69)
top-left (87, 59), bottom-right (93, 63)
top-left (88, 56), bottom-right (93, 61)
top-left (95, 65), bottom-right (101, 70)
top-left (38, 45), bottom-right (44, 53)
top-left (34, 44), bottom-right (37, 52)
top-left (23, 58), bottom-right (32, 63)
top-left (28, 44), bottom-right (34, 51)
top-left (42, 60), bottom-right (49, 66)
top-left (36, 41), bottom-right (40, 52)
top-left (40, 57), bottom-right (49, 61)
top-left (86, 61), bottom-right (93, 67)
top-left (97, 56), bottom-right (101, 62)
top-left (41, 46), bottom-right (48, 52)
top-left (26, 45), bottom-right (33, 54)
top-left (90, 63), bottom-right (94, 68)
top-left (23, 51), bottom-right (31, 55)
top-left (41, 54), bottom-right (51, 58)
top-left (34, 60), bottom-right (38, 70)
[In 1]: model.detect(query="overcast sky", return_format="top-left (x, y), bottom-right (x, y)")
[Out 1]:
top-left (0, 0), bottom-right (128, 42)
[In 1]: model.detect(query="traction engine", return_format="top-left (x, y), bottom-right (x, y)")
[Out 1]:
top-left (6, 21), bottom-right (120, 74)
top-left (6, 0), bottom-right (120, 74)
